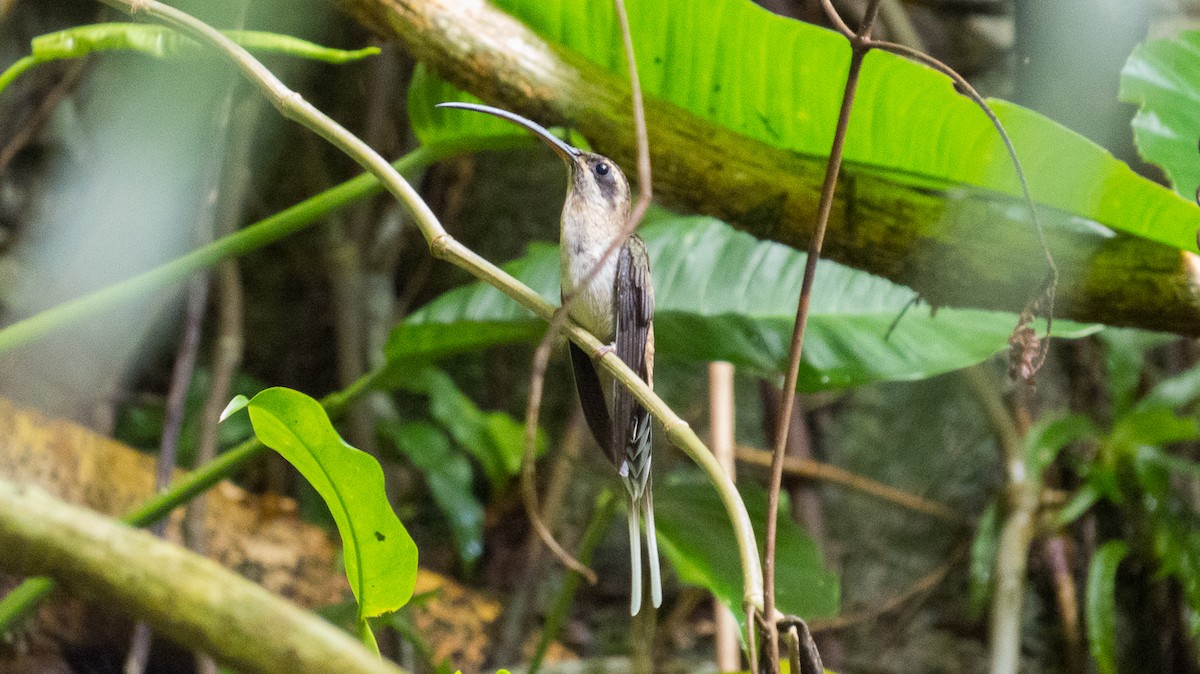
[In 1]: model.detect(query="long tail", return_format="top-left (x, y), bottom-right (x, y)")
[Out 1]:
top-left (627, 480), bottom-right (662, 616)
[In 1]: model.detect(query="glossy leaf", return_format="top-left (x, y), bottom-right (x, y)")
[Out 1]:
top-left (1120, 31), bottom-right (1200, 201)
top-left (408, 71), bottom-right (549, 151)
top-left (654, 472), bottom-right (839, 624)
top-left (245, 387), bottom-right (418, 618)
top-left (387, 216), bottom-right (1097, 390)
top-left (416, 0), bottom-right (1199, 251)
top-left (1086, 540), bottom-right (1128, 674)
top-left (384, 421), bottom-right (485, 569)
top-left (220, 394), bottom-right (250, 422)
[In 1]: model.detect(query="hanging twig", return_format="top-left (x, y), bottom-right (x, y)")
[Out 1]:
top-left (492, 409), bottom-right (586, 667)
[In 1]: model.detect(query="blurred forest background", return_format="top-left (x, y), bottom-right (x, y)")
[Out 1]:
top-left (2, 0), bottom-right (1200, 673)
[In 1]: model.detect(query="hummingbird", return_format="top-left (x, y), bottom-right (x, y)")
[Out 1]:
top-left (437, 102), bottom-right (661, 615)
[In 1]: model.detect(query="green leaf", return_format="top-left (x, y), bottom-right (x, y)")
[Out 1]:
top-left (31, 23), bottom-right (378, 63)
top-left (1054, 483), bottom-right (1102, 529)
top-left (1099, 328), bottom-right (1166, 416)
top-left (654, 472), bottom-right (839, 624)
top-left (245, 387), bottom-right (417, 618)
top-left (1022, 414), bottom-right (1096, 485)
top-left (388, 216), bottom-right (1098, 390)
top-left (220, 395), bottom-right (250, 422)
top-left (383, 421), bottom-right (485, 569)
top-left (1135, 445), bottom-right (1200, 481)
top-left (968, 501), bottom-right (1000, 619)
top-left (1120, 31), bottom-right (1200, 201)
top-left (1110, 407), bottom-right (1200, 454)
top-left (1086, 540), bottom-right (1129, 674)
top-left (388, 367), bottom-right (537, 489)
top-left (419, 0), bottom-right (1200, 251)
top-left (1141, 363), bottom-right (1200, 411)
top-left (409, 69), bottom-right (550, 151)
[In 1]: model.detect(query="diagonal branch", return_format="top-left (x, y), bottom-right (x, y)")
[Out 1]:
top-left (0, 480), bottom-right (410, 674)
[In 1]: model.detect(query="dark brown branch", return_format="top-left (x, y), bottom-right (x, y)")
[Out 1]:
top-left (763, 7), bottom-right (882, 670)
top-left (735, 445), bottom-right (962, 523)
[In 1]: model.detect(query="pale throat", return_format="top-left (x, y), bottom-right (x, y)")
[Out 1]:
top-left (560, 213), bottom-right (619, 341)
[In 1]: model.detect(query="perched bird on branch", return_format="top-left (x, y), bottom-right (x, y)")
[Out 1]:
top-left (438, 102), bottom-right (660, 615)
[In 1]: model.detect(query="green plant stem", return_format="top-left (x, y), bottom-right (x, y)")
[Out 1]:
top-left (0, 366), bottom-right (385, 632)
top-left (0, 55), bottom-right (36, 95)
top-left (100, 0), bottom-right (765, 619)
top-left (965, 366), bottom-right (1038, 674)
top-left (0, 479), bottom-right (410, 674)
top-left (528, 490), bottom-right (617, 674)
top-left (358, 616), bottom-right (382, 658)
top-left (0, 577), bottom-right (55, 629)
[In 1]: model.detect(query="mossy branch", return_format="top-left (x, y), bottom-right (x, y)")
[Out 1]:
top-left (0, 479), bottom-right (410, 674)
top-left (336, 0), bottom-right (1200, 335)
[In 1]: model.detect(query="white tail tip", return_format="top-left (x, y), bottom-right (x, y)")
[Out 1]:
top-left (628, 503), bottom-right (642, 616)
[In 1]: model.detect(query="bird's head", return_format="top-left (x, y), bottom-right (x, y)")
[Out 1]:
top-left (436, 102), bottom-right (631, 233)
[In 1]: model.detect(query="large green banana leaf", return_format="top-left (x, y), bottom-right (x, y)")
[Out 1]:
top-left (388, 215), bottom-right (1095, 390)
top-left (412, 0), bottom-right (1198, 252)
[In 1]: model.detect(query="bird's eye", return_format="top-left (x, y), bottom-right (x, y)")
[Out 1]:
top-left (595, 162), bottom-right (610, 176)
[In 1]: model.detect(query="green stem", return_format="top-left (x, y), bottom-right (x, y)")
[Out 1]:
top-left (528, 489), bottom-right (617, 674)
top-left (358, 616), bottom-right (381, 659)
top-left (0, 146), bottom-right (440, 354)
top-left (0, 367), bottom-right (386, 632)
top-left (0, 577), bottom-right (55, 629)
top-left (0, 55), bottom-right (37, 97)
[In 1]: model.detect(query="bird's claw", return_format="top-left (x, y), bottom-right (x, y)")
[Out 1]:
top-left (593, 343), bottom-right (616, 359)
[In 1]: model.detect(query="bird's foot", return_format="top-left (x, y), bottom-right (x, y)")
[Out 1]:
top-left (593, 342), bottom-right (616, 359)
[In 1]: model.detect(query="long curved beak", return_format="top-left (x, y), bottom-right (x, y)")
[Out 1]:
top-left (436, 102), bottom-right (580, 163)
